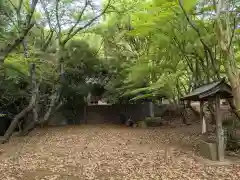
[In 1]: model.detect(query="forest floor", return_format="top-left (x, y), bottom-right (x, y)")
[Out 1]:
top-left (0, 124), bottom-right (240, 180)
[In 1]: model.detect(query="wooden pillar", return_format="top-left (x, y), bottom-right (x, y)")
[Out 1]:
top-left (215, 95), bottom-right (224, 161)
top-left (200, 101), bottom-right (206, 134)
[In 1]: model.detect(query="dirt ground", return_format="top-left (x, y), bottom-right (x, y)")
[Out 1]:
top-left (0, 124), bottom-right (239, 180)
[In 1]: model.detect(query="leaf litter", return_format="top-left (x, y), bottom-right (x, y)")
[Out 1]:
top-left (0, 124), bottom-right (239, 180)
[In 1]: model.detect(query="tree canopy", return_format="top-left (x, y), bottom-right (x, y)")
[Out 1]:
top-left (0, 0), bottom-right (240, 141)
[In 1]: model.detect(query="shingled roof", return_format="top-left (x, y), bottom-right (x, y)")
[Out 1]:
top-left (181, 79), bottom-right (232, 101)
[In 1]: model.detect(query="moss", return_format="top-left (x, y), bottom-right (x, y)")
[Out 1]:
top-left (138, 121), bottom-right (147, 128)
top-left (144, 117), bottom-right (163, 127)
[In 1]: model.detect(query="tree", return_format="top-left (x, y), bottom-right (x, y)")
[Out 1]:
top-left (213, 0), bottom-right (240, 114)
top-left (0, 0), bottom-right (39, 64)
top-left (99, 0), bottom-right (239, 107)
top-left (61, 39), bottom-right (109, 119)
top-left (0, 0), bottom-right (115, 142)
top-left (38, 0), bottom-right (113, 125)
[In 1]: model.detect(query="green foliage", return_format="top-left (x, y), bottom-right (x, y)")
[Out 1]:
top-left (0, 0), bottom-right (239, 117)
top-left (181, 0), bottom-right (197, 11)
top-left (96, 0), bottom-right (240, 104)
top-left (61, 39), bottom-right (109, 105)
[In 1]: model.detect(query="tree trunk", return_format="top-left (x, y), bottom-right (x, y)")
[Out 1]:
top-left (40, 63), bottom-right (64, 126)
top-left (208, 100), bottom-right (216, 124)
top-left (30, 63), bottom-right (39, 123)
top-left (1, 100), bottom-right (35, 144)
top-left (20, 120), bottom-right (36, 136)
top-left (186, 100), bottom-right (200, 117)
top-left (227, 98), bottom-right (240, 121)
top-left (40, 92), bottom-right (58, 127)
top-left (20, 63), bottom-right (39, 135)
top-left (229, 77), bottom-right (240, 114)
top-left (180, 101), bottom-right (189, 125)
top-left (214, 0), bottom-right (240, 117)
top-left (1, 64), bottom-right (39, 143)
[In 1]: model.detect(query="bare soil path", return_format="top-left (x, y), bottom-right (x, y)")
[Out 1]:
top-left (0, 124), bottom-right (239, 180)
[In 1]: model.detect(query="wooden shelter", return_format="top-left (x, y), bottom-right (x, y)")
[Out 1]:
top-left (181, 78), bottom-right (232, 161)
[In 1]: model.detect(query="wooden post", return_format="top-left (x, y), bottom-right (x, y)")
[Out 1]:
top-left (215, 95), bottom-right (224, 161)
top-left (200, 101), bottom-right (206, 134)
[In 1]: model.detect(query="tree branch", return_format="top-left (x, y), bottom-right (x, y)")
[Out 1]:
top-left (178, 0), bottom-right (219, 78)
top-left (17, 0), bottom-right (24, 14)
top-left (0, 0), bottom-right (38, 63)
top-left (26, 0), bottom-right (38, 26)
top-left (42, 30), bottom-right (54, 51)
top-left (0, 23), bottom-right (34, 62)
top-left (63, 0), bottom-right (89, 43)
top-left (16, 0), bottom-right (24, 27)
top-left (94, 39), bottom-right (104, 56)
top-left (3, 10), bottom-right (20, 32)
top-left (228, 17), bottom-right (236, 51)
top-left (56, 0), bottom-right (62, 40)
top-left (40, 0), bottom-right (54, 30)
top-left (63, 0), bottom-right (112, 45)
top-left (7, 0), bottom-right (18, 12)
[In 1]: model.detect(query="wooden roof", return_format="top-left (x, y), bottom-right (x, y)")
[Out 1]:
top-left (181, 79), bottom-right (232, 101)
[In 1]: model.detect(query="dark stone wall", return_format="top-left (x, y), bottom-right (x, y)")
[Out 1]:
top-left (48, 103), bottom-right (151, 125)
top-left (84, 105), bottom-right (120, 124)
top-left (82, 103), bottom-right (150, 124)
top-left (0, 115), bottom-right (11, 136)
